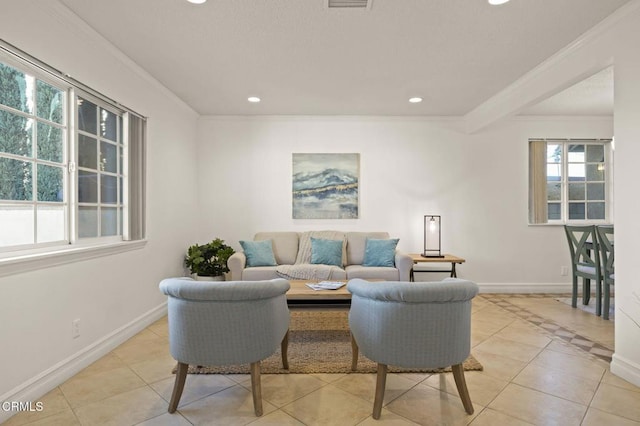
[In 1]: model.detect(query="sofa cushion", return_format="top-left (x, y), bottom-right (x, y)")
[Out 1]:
top-left (254, 232), bottom-right (299, 265)
top-left (296, 231), bottom-right (346, 265)
top-left (310, 237), bottom-right (343, 267)
top-left (345, 232), bottom-right (390, 265)
top-left (242, 266), bottom-right (281, 281)
top-left (345, 265), bottom-right (400, 281)
top-left (240, 240), bottom-right (277, 267)
top-left (363, 238), bottom-right (399, 267)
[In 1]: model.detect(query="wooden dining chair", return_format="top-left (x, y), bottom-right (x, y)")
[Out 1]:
top-left (564, 225), bottom-right (602, 315)
top-left (597, 226), bottom-right (614, 320)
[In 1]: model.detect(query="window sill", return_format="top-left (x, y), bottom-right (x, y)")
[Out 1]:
top-left (0, 240), bottom-right (147, 278)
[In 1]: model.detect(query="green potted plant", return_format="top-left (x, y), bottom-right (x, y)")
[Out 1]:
top-left (185, 238), bottom-right (235, 281)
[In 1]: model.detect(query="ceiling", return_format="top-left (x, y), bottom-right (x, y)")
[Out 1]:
top-left (58, 0), bottom-right (627, 116)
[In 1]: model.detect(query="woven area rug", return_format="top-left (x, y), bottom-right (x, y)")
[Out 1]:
top-left (177, 310), bottom-right (483, 374)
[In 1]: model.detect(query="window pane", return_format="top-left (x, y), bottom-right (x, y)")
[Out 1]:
top-left (0, 157), bottom-right (32, 201)
top-left (36, 205), bottom-right (64, 243)
top-left (0, 205), bottom-right (34, 246)
top-left (101, 174), bottom-right (117, 204)
top-left (37, 122), bottom-right (63, 163)
top-left (36, 80), bottom-right (63, 124)
top-left (568, 144), bottom-right (585, 162)
top-left (568, 183), bottom-right (585, 201)
top-left (37, 164), bottom-right (63, 202)
top-left (586, 164), bottom-right (604, 181)
top-left (100, 108), bottom-right (117, 141)
top-left (547, 182), bottom-right (561, 201)
top-left (548, 203), bottom-right (561, 220)
top-left (547, 144), bottom-right (561, 163)
top-left (568, 164), bottom-right (585, 181)
top-left (100, 141), bottom-right (117, 173)
top-left (587, 202), bottom-right (605, 220)
top-left (0, 62), bottom-right (34, 114)
top-left (546, 164), bottom-right (561, 181)
top-left (569, 203), bottom-right (585, 220)
top-left (586, 145), bottom-right (604, 163)
top-left (78, 206), bottom-right (97, 238)
top-left (101, 207), bottom-right (117, 236)
top-left (78, 170), bottom-right (97, 203)
top-left (78, 134), bottom-right (97, 169)
top-left (77, 98), bottom-right (97, 134)
top-left (587, 183), bottom-right (605, 201)
top-left (0, 109), bottom-right (33, 157)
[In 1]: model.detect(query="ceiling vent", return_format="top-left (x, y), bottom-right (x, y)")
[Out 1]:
top-left (326, 0), bottom-right (372, 9)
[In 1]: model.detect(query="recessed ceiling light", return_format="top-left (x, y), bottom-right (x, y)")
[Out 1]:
top-left (248, 96), bottom-right (261, 103)
top-left (488, 0), bottom-right (510, 5)
top-left (409, 97), bottom-right (423, 103)
top-left (187, 0), bottom-right (207, 4)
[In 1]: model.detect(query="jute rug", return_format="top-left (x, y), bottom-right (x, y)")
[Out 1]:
top-left (177, 310), bottom-right (483, 374)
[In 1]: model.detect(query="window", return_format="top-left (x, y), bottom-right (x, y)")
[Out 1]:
top-left (529, 139), bottom-right (612, 224)
top-left (0, 47), bottom-right (146, 255)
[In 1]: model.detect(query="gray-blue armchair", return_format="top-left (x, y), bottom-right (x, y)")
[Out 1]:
top-left (348, 278), bottom-right (479, 419)
top-left (159, 278), bottom-right (290, 416)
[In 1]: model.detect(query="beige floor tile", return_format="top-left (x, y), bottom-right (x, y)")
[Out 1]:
top-left (178, 385), bottom-right (278, 425)
top-left (357, 409), bottom-right (420, 425)
top-left (467, 408), bottom-right (534, 425)
top-left (59, 365), bottom-right (146, 409)
top-left (248, 409), bottom-right (306, 425)
top-left (281, 384), bottom-right (372, 425)
top-left (333, 372), bottom-right (417, 404)
top-left (9, 409), bottom-right (80, 426)
top-left (73, 386), bottom-right (168, 426)
top-left (3, 388), bottom-right (71, 426)
top-left (252, 374), bottom-right (327, 407)
top-left (129, 352), bottom-right (180, 384)
top-left (309, 372), bottom-right (348, 383)
top-left (601, 370), bottom-right (640, 392)
top-left (494, 321), bottom-right (553, 348)
top-left (473, 336), bottom-right (544, 364)
top-left (512, 362), bottom-right (599, 405)
top-left (488, 383), bottom-right (586, 426)
top-left (530, 349), bottom-right (606, 382)
top-left (545, 340), bottom-right (594, 358)
top-left (582, 407), bottom-right (640, 426)
top-left (470, 329), bottom-right (494, 348)
top-left (590, 383), bottom-right (640, 421)
top-left (471, 350), bottom-right (528, 382)
top-left (422, 370), bottom-right (508, 407)
top-left (385, 383), bottom-right (481, 425)
top-left (135, 412), bottom-right (193, 426)
top-left (150, 374), bottom-right (237, 408)
top-left (72, 352), bottom-right (128, 380)
top-left (147, 318), bottom-right (169, 338)
top-left (113, 339), bottom-right (171, 365)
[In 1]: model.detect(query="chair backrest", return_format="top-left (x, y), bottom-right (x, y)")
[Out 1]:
top-left (597, 226), bottom-right (614, 283)
top-left (159, 278), bottom-right (290, 366)
top-left (564, 225), bottom-right (600, 275)
top-left (347, 278), bottom-right (479, 368)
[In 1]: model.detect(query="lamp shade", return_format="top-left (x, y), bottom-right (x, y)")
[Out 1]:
top-left (422, 215), bottom-right (444, 258)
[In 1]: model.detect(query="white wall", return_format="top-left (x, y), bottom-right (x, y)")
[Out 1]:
top-left (197, 115), bottom-right (612, 289)
top-left (0, 0), bottom-right (200, 408)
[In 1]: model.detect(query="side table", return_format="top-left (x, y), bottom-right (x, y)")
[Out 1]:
top-left (409, 253), bottom-right (466, 281)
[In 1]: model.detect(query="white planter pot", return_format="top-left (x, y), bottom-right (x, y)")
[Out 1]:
top-left (192, 274), bottom-right (225, 282)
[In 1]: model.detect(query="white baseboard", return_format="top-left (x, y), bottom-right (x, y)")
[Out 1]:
top-left (610, 353), bottom-right (640, 388)
top-left (0, 302), bottom-right (167, 424)
top-left (478, 283), bottom-right (572, 293)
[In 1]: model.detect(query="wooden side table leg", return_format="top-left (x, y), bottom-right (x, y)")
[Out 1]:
top-left (451, 263), bottom-right (457, 278)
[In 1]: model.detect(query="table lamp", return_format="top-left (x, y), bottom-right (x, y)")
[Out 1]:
top-left (422, 215), bottom-right (444, 258)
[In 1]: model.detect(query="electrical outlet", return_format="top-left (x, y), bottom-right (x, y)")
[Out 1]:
top-left (560, 266), bottom-right (569, 276)
top-left (72, 319), bottom-right (80, 338)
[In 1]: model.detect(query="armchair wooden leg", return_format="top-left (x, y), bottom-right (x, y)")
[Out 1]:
top-left (373, 363), bottom-right (388, 420)
top-left (281, 330), bottom-right (289, 370)
top-left (451, 363), bottom-right (474, 414)
top-left (168, 362), bottom-right (188, 413)
top-left (250, 362), bottom-right (263, 416)
top-left (351, 333), bottom-right (359, 371)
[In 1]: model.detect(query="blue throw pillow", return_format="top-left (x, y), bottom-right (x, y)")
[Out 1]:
top-left (362, 238), bottom-right (399, 267)
top-left (240, 240), bottom-right (277, 267)
top-left (310, 237), bottom-right (343, 267)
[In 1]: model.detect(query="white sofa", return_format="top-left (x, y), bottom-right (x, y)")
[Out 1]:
top-left (228, 231), bottom-right (412, 282)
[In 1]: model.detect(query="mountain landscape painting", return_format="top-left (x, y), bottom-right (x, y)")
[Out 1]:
top-left (292, 153), bottom-right (359, 219)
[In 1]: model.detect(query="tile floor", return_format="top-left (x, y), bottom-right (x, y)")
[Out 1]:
top-left (5, 294), bottom-right (640, 426)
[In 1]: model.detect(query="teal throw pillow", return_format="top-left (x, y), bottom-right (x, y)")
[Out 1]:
top-left (362, 238), bottom-right (399, 267)
top-left (310, 237), bottom-right (343, 267)
top-left (240, 240), bottom-right (277, 267)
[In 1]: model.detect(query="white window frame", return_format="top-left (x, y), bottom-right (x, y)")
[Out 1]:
top-left (0, 42), bottom-right (146, 276)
